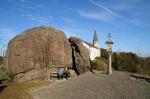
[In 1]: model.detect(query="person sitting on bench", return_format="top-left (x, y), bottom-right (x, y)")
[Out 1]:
top-left (57, 67), bottom-right (63, 80)
top-left (63, 67), bottom-right (69, 80)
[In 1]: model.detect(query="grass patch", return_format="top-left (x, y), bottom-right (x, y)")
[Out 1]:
top-left (0, 80), bottom-right (51, 99)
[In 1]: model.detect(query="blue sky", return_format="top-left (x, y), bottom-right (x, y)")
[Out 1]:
top-left (0, 0), bottom-right (150, 57)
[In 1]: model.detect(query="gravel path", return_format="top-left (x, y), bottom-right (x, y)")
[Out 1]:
top-left (31, 71), bottom-right (150, 99)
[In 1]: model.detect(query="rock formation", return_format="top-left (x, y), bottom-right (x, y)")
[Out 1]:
top-left (4, 26), bottom-right (72, 81)
top-left (4, 26), bottom-right (93, 82)
top-left (69, 37), bottom-right (91, 74)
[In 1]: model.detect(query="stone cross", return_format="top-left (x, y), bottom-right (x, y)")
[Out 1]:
top-left (107, 33), bottom-right (111, 40)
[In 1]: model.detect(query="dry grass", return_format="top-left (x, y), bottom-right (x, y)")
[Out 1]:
top-left (0, 80), bottom-right (51, 99)
top-left (92, 57), bottom-right (108, 72)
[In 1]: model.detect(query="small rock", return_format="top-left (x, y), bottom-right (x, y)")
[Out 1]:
top-left (69, 69), bottom-right (77, 77)
top-left (129, 76), bottom-right (136, 81)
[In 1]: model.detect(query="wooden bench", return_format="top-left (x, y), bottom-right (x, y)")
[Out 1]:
top-left (49, 67), bottom-right (70, 80)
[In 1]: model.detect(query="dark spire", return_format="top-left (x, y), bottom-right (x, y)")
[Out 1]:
top-left (93, 30), bottom-right (98, 41)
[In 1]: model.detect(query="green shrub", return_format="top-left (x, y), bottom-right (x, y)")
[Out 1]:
top-left (112, 52), bottom-right (150, 75)
top-left (100, 48), bottom-right (108, 60)
top-left (91, 57), bottom-right (108, 71)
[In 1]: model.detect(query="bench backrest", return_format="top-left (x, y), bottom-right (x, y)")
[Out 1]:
top-left (49, 67), bottom-right (67, 73)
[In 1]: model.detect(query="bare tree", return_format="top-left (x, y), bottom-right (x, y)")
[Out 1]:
top-left (0, 48), bottom-right (6, 68)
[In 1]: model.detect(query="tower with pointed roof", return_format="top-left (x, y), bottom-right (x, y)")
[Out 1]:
top-left (93, 31), bottom-right (99, 48)
top-left (82, 30), bottom-right (101, 60)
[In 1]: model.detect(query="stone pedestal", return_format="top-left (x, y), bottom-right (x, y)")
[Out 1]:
top-left (108, 53), bottom-right (112, 74)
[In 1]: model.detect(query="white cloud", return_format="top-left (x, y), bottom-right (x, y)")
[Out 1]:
top-left (108, 2), bottom-right (130, 11)
top-left (79, 10), bottom-right (112, 22)
top-left (30, 17), bottom-right (48, 22)
top-left (89, 0), bottom-right (130, 21)
top-left (79, 10), bottom-right (123, 27)
top-left (30, 16), bottom-right (55, 24)
top-left (84, 0), bottom-right (142, 26)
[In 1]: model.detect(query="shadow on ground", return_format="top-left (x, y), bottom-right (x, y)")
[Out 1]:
top-left (130, 74), bottom-right (150, 83)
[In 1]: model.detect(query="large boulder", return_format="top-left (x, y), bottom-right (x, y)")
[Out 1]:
top-left (13, 69), bottom-right (44, 82)
top-left (69, 37), bottom-right (91, 74)
top-left (4, 26), bottom-right (72, 81)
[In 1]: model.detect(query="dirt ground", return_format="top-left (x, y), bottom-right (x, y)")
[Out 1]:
top-left (31, 71), bottom-right (150, 99)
